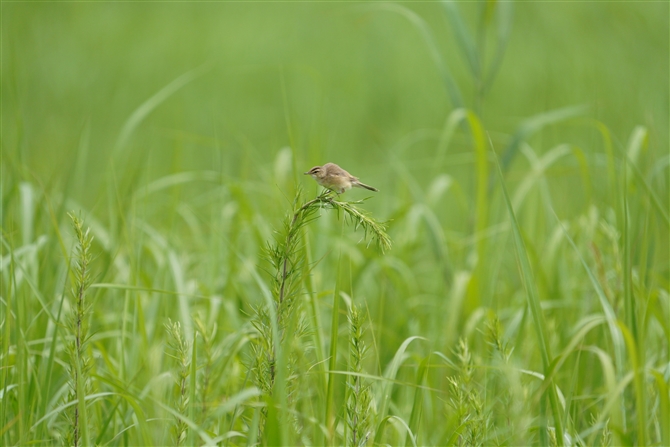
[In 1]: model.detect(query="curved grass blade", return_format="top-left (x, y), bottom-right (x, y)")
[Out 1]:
top-left (496, 105), bottom-right (588, 185)
top-left (435, 109), bottom-right (469, 175)
top-left (512, 144), bottom-right (571, 210)
top-left (618, 322), bottom-right (647, 447)
top-left (482, 1), bottom-right (514, 94)
top-left (115, 63), bottom-right (211, 154)
top-left (374, 335), bottom-right (425, 445)
top-left (371, 3), bottom-right (463, 108)
top-left (442, 1), bottom-right (481, 80)
top-left (651, 370), bottom-right (669, 447)
top-left (378, 415), bottom-right (417, 447)
top-left (405, 354), bottom-right (429, 447)
top-left (622, 126), bottom-right (669, 226)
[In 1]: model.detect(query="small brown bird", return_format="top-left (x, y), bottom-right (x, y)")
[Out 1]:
top-left (304, 162), bottom-right (379, 194)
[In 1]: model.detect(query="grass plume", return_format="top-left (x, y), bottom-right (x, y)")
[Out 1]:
top-left (164, 319), bottom-right (191, 446)
top-left (346, 303), bottom-right (373, 447)
top-left (63, 213), bottom-right (95, 447)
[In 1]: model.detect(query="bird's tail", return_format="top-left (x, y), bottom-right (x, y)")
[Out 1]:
top-left (354, 181), bottom-right (379, 192)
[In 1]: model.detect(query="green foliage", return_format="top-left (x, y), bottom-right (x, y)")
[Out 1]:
top-left (2, 1), bottom-right (668, 446)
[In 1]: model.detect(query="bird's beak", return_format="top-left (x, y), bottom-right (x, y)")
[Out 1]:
top-left (303, 171), bottom-right (309, 175)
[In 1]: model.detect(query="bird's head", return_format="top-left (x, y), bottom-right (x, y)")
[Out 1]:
top-left (304, 166), bottom-right (324, 179)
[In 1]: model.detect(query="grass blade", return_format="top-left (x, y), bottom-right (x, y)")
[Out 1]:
top-left (115, 63), bottom-right (210, 153)
top-left (371, 3), bottom-right (463, 108)
top-left (651, 370), bottom-right (669, 447)
top-left (482, 0), bottom-right (514, 94)
top-left (374, 335), bottom-right (425, 445)
top-left (405, 354), bottom-right (429, 447)
top-left (442, 1), bottom-right (481, 79)
top-left (618, 322), bottom-right (647, 447)
top-left (492, 142), bottom-right (565, 445)
top-left (186, 329), bottom-right (197, 447)
top-left (497, 105), bottom-right (588, 182)
top-left (622, 126), bottom-right (669, 226)
top-left (325, 256), bottom-right (343, 445)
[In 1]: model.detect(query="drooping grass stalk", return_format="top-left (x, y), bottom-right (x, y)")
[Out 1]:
top-left (252, 188), bottom-right (390, 439)
top-left (274, 191), bottom-right (391, 309)
top-left (257, 187), bottom-right (390, 376)
top-left (346, 303), bottom-right (373, 447)
top-left (64, 212), bottom-right (94, 447)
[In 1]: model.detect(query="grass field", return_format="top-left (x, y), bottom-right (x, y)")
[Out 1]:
top-left (2, 1), bottom-right (669, 446)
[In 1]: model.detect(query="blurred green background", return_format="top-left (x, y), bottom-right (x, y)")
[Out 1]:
top-left (4, 1), bottom-right (667, 202)
top-left (2, 1), bottom-right (669, 445)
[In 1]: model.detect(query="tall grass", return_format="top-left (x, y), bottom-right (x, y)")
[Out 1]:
top-left (2, 1), bottom-right (668, 446)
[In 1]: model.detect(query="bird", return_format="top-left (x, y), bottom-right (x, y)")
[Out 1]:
top-left (304, 162), bottom-right (379, 194)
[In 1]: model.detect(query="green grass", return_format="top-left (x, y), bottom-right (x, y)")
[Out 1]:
top-left (2, 1), bottom-right (668, 446)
